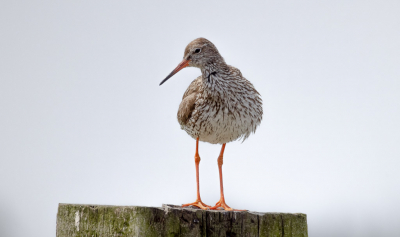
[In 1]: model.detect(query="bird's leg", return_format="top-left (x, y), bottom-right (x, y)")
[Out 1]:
top-left (210, 144), bottom-right (246, 211)
top-left (182, 137), bottom-right (211, 210)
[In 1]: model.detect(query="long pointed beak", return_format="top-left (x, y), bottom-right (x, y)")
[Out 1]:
top-left (159, 59), bottom-right (190, 86)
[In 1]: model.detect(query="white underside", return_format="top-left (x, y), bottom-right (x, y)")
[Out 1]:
top-left (181, 102), bottom-right (260, 144)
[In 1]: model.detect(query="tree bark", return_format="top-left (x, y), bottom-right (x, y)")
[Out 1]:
top-left (56, 204), bottom-right (307, 237)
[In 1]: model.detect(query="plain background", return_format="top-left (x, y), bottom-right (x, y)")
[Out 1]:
top-left (1, 1), bottom-right (399, 236)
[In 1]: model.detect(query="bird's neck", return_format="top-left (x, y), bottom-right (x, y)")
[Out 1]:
top-left (200, 61), bottom-right (228, 83)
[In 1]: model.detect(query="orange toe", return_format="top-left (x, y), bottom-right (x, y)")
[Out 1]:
top-left (182, 200), bottom-right (211, 210)
top-left (209, 199), bottom-right (246, 211)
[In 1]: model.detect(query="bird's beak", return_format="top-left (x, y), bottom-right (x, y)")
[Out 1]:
top-left (159, 59), bottom-right (190, 86)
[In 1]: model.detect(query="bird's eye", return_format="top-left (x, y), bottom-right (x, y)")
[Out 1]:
top-left (194, 48), bottom-right (201, 54)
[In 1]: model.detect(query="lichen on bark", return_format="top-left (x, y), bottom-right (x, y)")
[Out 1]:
top-left (56, 204), bottom-right (308, 237)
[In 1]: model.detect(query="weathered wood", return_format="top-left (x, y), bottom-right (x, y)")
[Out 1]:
top-left (56, 204), bottom-right (307, 237)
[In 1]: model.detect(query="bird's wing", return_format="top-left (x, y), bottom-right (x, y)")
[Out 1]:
top-left (182, 76), bottom-right (201, 100)
top-left (178, 77), bottom-right (202, 126)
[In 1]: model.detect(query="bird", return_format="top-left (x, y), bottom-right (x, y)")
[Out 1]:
top-left (159, 38), bottom-right (263, 211)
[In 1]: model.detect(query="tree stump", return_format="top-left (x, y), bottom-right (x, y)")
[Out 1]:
top-left (56, 203), bottom-right (308, 237)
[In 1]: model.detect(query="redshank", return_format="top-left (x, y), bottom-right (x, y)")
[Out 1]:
top-left (160, 38), bottom-right (263, 211)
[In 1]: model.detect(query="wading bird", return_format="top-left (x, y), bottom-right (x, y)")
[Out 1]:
top-left (160, 38), bottom-right (262, 211)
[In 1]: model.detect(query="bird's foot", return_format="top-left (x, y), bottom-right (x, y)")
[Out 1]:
top-left (209, 199), bottom-right (246, 211)
top-left (182, 199), bottom-right (211, 210)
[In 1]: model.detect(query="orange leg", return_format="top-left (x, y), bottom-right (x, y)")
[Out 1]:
top-left (182, 137), bottom-right (211, 210)
top-left (209, 144), bottom-right (246, 211)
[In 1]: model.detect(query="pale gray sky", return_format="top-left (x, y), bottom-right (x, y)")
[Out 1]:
top-left (1, 1), bottom-right (399, 236)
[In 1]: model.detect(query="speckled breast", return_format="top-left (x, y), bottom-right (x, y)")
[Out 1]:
top-left (179, 74), bottom-right (262, 144)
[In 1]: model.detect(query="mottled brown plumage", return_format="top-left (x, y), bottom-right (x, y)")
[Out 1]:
top-left (177, 76), bottom-right (200, 126)
top-left (160, 37), bottom-right (262, 211)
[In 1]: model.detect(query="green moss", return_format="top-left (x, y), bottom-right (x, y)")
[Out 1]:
top-left (56, 204), bottom-right (307, 237)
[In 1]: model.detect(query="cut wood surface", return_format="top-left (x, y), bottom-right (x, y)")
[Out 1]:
top-left (56, 203), bottom-right (307, 237)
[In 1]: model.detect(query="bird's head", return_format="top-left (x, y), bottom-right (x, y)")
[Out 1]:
top-left (159, 38), bottom-right (224, 86)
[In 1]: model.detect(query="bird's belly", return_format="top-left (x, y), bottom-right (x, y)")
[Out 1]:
top-left (181, 105), bottom-right (257, 144)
